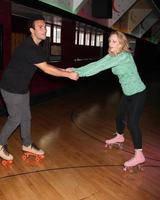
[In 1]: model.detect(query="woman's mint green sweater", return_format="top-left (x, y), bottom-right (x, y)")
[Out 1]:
top-left (73, 52), bottom-right (146, 96)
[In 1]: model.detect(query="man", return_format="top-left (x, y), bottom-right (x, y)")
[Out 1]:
top-left (0, 15), bottom-right (78, 161)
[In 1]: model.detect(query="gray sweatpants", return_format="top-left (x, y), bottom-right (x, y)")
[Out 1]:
top-left (0, 89), bottom-right (32, 146)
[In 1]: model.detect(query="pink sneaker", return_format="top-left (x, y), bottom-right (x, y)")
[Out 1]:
top-left (123, 150), bottom-right (145, 172)
top-left (105, 133), bottom-right (124, 149)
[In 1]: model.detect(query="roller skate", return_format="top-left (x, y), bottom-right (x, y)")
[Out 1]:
top-left (123, 149), bottom-right (145, 172)
top-left (0, 145), bottom-right (13, 167)
top-left (22, 143), bottom-right (45, 162)
top-left (105, 133), bottom-right (124, 149)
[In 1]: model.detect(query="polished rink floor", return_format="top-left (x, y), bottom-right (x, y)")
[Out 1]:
top-left (0, 74), bottom-right (159, 200)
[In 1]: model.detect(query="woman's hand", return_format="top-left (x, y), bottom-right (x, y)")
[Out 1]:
top-left (66, 68), bottom-right (73, 72)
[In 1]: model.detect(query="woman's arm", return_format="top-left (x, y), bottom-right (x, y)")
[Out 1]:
top-left (72, 52), bottom-right (126, 77)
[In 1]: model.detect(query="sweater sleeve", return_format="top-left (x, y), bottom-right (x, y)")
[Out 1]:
top-left (73, 52), bottom-right (126, 77)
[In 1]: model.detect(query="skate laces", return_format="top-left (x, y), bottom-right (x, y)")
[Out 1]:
top-left (30, 143), bottom-right (40, 151)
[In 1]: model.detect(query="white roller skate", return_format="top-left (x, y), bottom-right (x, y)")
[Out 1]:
top-left (123, 149), bottom-right (145, 172)
top-left (105, 132), bottom-right (125, 149)
top-left (0, 145), bottom-right (13, 166)
top-left (22, 143), bottom-right (45, 161)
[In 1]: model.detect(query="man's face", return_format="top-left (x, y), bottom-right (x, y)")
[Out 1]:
top-left (30, 20), bottom-right (47, 42)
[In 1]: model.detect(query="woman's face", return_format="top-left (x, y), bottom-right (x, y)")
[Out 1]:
top-left (108, 34), bottom-right (122, 54)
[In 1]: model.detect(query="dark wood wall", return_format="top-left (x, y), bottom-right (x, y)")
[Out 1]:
top-left (0, 0), bottom-right (159, 113)
top-left (0, 0), bottom-right (11, 70)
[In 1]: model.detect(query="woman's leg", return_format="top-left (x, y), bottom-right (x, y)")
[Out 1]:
top-left (116, 95), bottom-right (128, 134)
top-left (124, 90), bottom-right (146, 170)
top-left (105, 95), bottom-right (128, 148)
top-left (127, 90), bottom-right (146, 149)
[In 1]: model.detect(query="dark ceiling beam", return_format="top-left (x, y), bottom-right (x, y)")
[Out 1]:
top-left (12, 0), bottom-right (109, 31)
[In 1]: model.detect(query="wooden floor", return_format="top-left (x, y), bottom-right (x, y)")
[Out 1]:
top-left (0, 74), bottom-right (159, 200)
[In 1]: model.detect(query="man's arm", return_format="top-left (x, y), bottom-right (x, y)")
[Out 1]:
top-left (35, 62), bottom-right (79, 80)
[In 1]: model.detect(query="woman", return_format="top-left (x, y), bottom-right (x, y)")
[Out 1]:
top-left (69, 31), bottom-right (146, 171)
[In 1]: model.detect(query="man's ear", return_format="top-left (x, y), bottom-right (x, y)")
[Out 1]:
top-left (29, 27), bottom-right (34, 34)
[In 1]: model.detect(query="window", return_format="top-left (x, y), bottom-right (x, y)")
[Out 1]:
top-left (75, 22), bottom-right (104, 47)
top-left (75, 28), bottom-right (78, 45)
top-left (85, 32), bottom-right (90, 46)
top-left (52, 16), bottom-right (62, 44)
top-left (79, 27), bottom-right (85, 45)
top-left (85, 26), bottom-right (91, 46)
top-left (46, 16), bottom-right (62, 44)
top-left (96, 33), bottom-right (104, 47)
top-left (46, 16), bottom-right (62, 61)
top-left (46, 24), bottom-right (51, 37)
top-left (53, 25), bottom-right (61, 43)
top-left (91, 32), bottom-right (95, 46)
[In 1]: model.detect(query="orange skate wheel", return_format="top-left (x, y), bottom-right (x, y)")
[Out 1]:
top-left (22, 154), bottom-right (27, 161)
top-left (8, 160), bottom-right (13, 164)
top-left (40, 155), bottom-right (45, 159)
top-left (35, 156), bottom-right (40, 162)
top-left (35, 155), bottom-right (44, 161)
top-left (2, 160), bottom-right (8, 166)
top-left (1, 160), bottom-right (12, 166)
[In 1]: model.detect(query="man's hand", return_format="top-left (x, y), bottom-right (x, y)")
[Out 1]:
top-left (35, 62), bottom-right (79, 80)
top-left (69, 71), bottom-right (79, 80)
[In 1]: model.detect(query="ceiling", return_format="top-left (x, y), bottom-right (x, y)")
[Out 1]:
top-left (12, 0), bottom-right (160, 44)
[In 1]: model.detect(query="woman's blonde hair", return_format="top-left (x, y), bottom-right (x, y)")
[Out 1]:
top-left (108, 31), bottom-right (130, 55)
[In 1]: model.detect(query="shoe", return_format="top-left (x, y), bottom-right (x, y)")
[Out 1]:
top-left (0, 145), bottom-right (13, 160)
top-left (123, 149), bottom-right (145, 171)
top-left (22, 143), bottom-right (44, 155)
top-left (105, 133), bottom-right (124, 149)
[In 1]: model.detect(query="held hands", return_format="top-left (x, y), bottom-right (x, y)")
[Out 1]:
top-left (65, 68), bottom-right (79, 80)
top-left (68, 71), bottom-right (79, 80)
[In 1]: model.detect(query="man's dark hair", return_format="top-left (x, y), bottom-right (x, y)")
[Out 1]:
top-left (28, 14), bottom-right (45, 29)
